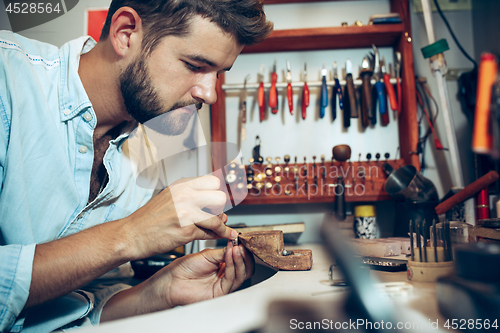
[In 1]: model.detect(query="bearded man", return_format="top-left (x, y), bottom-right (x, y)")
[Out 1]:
top-left (0, 1), bottom-right (273, 331)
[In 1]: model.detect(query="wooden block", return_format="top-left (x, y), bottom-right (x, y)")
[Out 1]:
top-left (238, 230), bottom-right (313, 271)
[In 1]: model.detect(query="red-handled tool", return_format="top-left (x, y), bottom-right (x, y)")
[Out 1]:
top-left (258, 64), bottom-right (266, 122)
top-left (286, 60), bottom-right (293, 115)
top-left (382, 56), bottom-right (397, 112)
top-left (302, 62), bottom-right (309, 120)
top-left (269, 60), bottom-right (278, 114)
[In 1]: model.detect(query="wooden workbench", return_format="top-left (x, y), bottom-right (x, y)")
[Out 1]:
top-left (80, 244), bottom-right (452, 333)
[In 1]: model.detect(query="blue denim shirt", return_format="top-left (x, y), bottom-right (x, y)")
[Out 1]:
top-left (0, 32), bottom-right (155, 332)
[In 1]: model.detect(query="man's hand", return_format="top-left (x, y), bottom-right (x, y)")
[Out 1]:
top-left (100, 241), bottom-right (255, 322)
top-left (159, 240), bottom-right (255, 307)
top-left (121, 175), bottom-right (237, 261)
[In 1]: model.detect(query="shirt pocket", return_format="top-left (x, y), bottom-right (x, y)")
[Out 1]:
top-left (103, 204), bottom-right (132, 222)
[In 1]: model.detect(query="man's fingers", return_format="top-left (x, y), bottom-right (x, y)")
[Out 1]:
top-left (221, 241), bottom-right (236, 294)
top-left (192, 190), bottom-right (226, 210)
top-left (195, 215), bottom-right (237, 240)
top-left (186, 175), bottom-right (221, 190)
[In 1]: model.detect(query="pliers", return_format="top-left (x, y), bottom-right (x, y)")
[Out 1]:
top-left (371, 44), bottom-right (389, 126)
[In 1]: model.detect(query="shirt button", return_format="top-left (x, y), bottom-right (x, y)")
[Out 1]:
top-left (63, 109), bottom-right (71, 115)
top-left (77, 212), bottom-right (85, 219)
top-left (78, 145), bottom-right (88, 154)
top-left (83, 112), bottom-right (92, 122)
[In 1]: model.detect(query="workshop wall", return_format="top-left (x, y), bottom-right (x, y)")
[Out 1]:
top-left (6, 0), bottom-right (477, 244)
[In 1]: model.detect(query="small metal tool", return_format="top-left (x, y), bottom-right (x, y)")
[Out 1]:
top-left (286, 60), bottom-right (293, 114)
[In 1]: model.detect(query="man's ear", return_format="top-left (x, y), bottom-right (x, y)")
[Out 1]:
top-left (109, 7), bottom-right (143, 58)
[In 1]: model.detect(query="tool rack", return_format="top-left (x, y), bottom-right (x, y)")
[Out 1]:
top-left (210, 0), bottom-right (419, 205)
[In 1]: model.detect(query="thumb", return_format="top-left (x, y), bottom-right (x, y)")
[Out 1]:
top-left (200, 247), bottom-right (226, 265)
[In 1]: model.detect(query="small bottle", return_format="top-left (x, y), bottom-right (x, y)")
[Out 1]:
top-left (354, 205), bottom-right (379, 239)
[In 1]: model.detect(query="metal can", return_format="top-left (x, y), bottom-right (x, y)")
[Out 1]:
top-left (354, 205), bottom-right (379, 239)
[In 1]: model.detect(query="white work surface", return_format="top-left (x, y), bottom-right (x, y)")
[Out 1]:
top-left (81, 244), bottom-right (450, 333)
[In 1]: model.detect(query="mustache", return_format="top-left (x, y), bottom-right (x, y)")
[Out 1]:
top-left (171, 102), bottom-right (203, 111)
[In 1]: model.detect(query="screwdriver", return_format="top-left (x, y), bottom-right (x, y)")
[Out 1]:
top-left (320, 64), bottom-right (328, 118)
top-left (332, 62), bottom-right (343, 123)
top-left (269, 60), bottom-right (278, 114)
top-left (286, 60), bottom-right (293, 115)
top-left (302, 62), bottom-right (309, 120)
top-left (258, 64), bottom-right (265, 122)
top-left (382, 56), bottom-right (398, 112)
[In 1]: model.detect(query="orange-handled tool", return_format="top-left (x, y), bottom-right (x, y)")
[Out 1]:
top-left (258, 64), bottom-right (266, 122)
top-left (302, 62), bottom-right (309, 120)
top-left (383, 69), bottom-right (397, 112)
top-left (286, 60), bottom-right (293, 115)
top-left (269, 60), bottom-right (278, 113)
top-left (472, 53), bottom-right (497, 154)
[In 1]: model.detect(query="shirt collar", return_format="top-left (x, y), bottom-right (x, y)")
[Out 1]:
top-left (59, 36), bottom-right (96, 122)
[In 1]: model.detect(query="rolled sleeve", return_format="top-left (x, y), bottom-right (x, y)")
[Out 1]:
top-left (86, 283), bottom-right (131, 326)
top-left (0, 244), bottom-right (35, 333)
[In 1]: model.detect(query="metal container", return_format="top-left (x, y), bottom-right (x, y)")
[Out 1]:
top-left (384, 165), bottom-right (438, 202)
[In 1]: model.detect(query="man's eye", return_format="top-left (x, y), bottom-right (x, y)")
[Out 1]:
top-left (185, 62), bottom-right (201, 72)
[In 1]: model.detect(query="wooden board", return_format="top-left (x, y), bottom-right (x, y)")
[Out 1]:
top-left (238, 230), bottom-right (313, 271)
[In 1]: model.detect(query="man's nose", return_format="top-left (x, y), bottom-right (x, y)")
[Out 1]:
top-left (192, 73), bottom-right (218, 105)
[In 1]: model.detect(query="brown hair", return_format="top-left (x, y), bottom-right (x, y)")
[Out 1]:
top-left (100, 0), bottom-right (273, 54)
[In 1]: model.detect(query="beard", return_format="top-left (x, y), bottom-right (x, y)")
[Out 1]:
top-left (119, 54), bottom-right (201, 136)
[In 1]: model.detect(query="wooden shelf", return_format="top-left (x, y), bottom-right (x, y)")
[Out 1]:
top-left (242, 24), bottom-right (404, 54)
top-left (239, 159), bottom-right (402, 205)
top-left (210, 0), bottom-right (419, 206)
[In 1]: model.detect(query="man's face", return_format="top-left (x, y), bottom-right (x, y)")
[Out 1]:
top-left (120, 16), bottom-right (243, 135)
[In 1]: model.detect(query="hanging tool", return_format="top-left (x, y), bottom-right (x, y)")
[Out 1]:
top-left (345, 59), bottom-right (358, 119)
top-left (302, 62), bottom-right (309, 120)
top-left (252, 136), bottom-right (263, 164)
top-left (320, 64), bottom-right (328, 118)
top-left (382, 56), bottom-right (398, 113)
top-left (286, 60), bottom-right (293, 115)
top-left (238, 74), bottom-right (250, 150)
top-left (332, 62), bottom-right (344, 122)
top-left (359, 57), bottom-right (373, 127)
top-left (258, 64), bottom-right (266, 122)
top-left (371, 44), bottom-right (389, 126)
top-left (269, 60), bottom-right (279, 114)
top-left (394, 52), bottom-right (402, 115)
